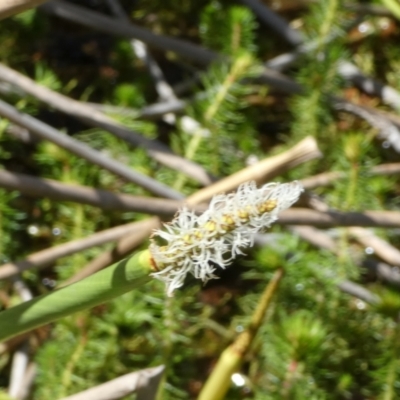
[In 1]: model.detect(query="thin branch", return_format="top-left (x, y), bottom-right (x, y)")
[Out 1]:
top-left (0, 0), bottom-right (49, 20)
top-left (344, 3), bottom-right (394, 16)
top-left (337, 280), bottom-right (379, 304)
top-left (187, 136), bottom-right (321, 205)
top-left (290, 226), bottom-right (336, 252)
top-left (333, 98), bottom-right (400, 152)
top-left (8, 279), bottom-right (33, 399)
top-left (300, 171), bottom-right (342, 190)
top-left (246, 0), bottom-right (400, 111)
top-left (363, 259), bottom-right (400, 287)
top-left (41, 0), bottom-right (398, 150)
top-left (16, 362), bottom-right (36, 400)
top-left (60, 218), bottom-right (160, 286)
top-left (239, 0), bottom-right (303, 46)
top-left (349, 227), bottom-right (400, 267)
top-left (104, 0), bottom-right (176, 103)
top-left (279, 208), bottom-right (400, 228)
top-left (0, 169), bottom-right (192, 216)
top-left (59, 366), bottom-right (165, 400)
top-left (0, 63), bottom-right (213, 186)
top-left (0, 98), bottom-right (183, 200)
top-left (300, 162), bottom-right (400, 189)
top-left (265, 17), bottom-right (362, 71)
top-left (337, 60), bottom-right (400, 110)
top-left (0, 220), bottom-right (153, 280)
top-left (372, 162), bottom-right (400, 175)
top-left (40, 0), bottom-right (217, 66)
top-left (292, 226), bottom-right (380, 304)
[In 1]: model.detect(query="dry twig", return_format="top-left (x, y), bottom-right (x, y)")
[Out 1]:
top-left (0, 98), bottom-right (183, 200)
top-left (279, 208), bottom-right (400, 228)
top-left (61, 218), bottom-right (160, 286)
top-left (187, 136), bottom-right (321, 205)
top-left (0, 170), bottom-right (191, 216)
top-left (0, 0), bottom-right (49, 20)
top-left (0, 63), bottom-right (213, 186)
top-left (0, 220), bottom-right (153, 279)
top-left (59, 366), bottom-right (165, 400)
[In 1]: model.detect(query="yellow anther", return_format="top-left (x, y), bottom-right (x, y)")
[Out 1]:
top-left (237, 208), bottom-right (250, 220)
top-left (258, 199), bottom-right (277, 213)
top-left (221, 215), bottom-right (235, 227)
top-left (183, 234), bottom-right (194, 244)
top-left (204, 220), bottom-right (217, 232)
top-left (194, 230), bottom-right (204, 239)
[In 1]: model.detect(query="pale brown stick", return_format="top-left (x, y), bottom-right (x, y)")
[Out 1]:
top-left (59, 366), bottom-right (165, 400)
top-left (301, 163), bottom-right (400, 190)
top-left (337, 280), bottom-right (379, 304)
top-left (187, 136), bottom-right (321, 205)
top-left (372, 162), bottom-right (400, 175)
top-left (349, 227), bottom-right (400, 267)
top-left (0, 170), bottom-right (190, 216)
top-left (279, 208), bottom-right (400, 228)
top-left (301, 181), bottom-right (400, 269)
top-left (16, 362), bottom-right (36, 400)
top-left (0, 99), bottom-right (183, 200)
top-left (0, 0), bottom-right (49, 19)
top-left (300, 172), bottom-right (342, 190)
top-left (363, 260), bottom-right (400, 287)
top-left (0, 63), bottom-right (213, 186)
top-left (0, 220), bottom-right (152, 279)
top-left (290, 226), bottom-right (336, 251)
top-left (61, 218), bottom-right (160, 286)
top-left (293, 224), bottom-right (400, 290)
top-left (8, 280), bottom-right (33, 399)
top-left (291, 226), bottom-right (380, 303)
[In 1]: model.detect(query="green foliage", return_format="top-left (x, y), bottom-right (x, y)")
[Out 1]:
top-left (173, 53), bottom-right (261, 186)
top-left (200, 3), bottom-right (258, 55)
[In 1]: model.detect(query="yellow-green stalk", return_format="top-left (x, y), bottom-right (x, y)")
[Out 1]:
top-left (0, 250), bottom-right (152, 342)
top-left (198, 268), bottom-right (284, 400)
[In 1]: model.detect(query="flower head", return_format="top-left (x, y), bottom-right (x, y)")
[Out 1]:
top-left (150, 181), bottom-right (303, 295)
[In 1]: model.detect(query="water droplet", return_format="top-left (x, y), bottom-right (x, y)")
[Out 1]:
top-left (295, 283), bottom-right (304, 291)
top-left (356, 300), bottom-right (366, 310)
top-left (365, 247), bottom-right (374, 255)
top-left (235, 325), bottom-right (244, 333)
top-left (231, 373), bottom-right (246, 387)
top-left (358, 22), bottom-right (370, 34)
top-left (28, 225), bottom-right (39, 235)
top-left (52, 227), bottom-right (62, 236)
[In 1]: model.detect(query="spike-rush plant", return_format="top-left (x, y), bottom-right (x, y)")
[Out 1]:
top-left (0, 181), bottom-right (302, 342)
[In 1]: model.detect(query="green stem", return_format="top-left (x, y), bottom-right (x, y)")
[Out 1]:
top-left (0, 249), bottom-right (152, 342)
top-left (198, 268), bottom-right (284, 400)
top-left (314, 0), bottom-right (339, 55)
top-left (381, 0), bottom-right (400, 20)
top-left (174, 54), bottom-right (253, 189)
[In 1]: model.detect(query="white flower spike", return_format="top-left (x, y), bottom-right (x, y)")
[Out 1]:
top-left (150, 181), bottom-right (303, 296)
